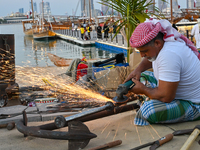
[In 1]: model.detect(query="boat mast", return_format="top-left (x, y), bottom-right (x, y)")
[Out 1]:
top-left (170, 0), bottom-right (173, 23)
top-left (84, 0), bottom-right (85, 23)
top-left (89, 0), bottom-right (91, 24)
top-left (31, 0), bottom-right (34, 22)
top-left (42, 0), bottom-right (44, 30)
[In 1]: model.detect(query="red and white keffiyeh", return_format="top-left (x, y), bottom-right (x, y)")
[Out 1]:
top-left (129, 19), bottom-right (200, 60)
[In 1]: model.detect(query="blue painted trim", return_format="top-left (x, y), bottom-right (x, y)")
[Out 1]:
top-left (95, 42), bottom-right (127, 55)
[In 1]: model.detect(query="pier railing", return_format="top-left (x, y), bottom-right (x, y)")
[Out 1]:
top-left (53, 26), bottom-right (200, 50)
top-left (54, 29), bottom-right (127, 47)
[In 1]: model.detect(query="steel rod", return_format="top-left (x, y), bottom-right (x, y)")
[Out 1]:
top-left (38, 103), bottom-right (139, 130)
top-left (55, 102), bottom-right (114, 128)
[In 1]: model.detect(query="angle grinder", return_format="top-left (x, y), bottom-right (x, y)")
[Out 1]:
top-left (113, 76), bottom-right (147, 103)
top-left (113, 80), bottom-right (135, 103)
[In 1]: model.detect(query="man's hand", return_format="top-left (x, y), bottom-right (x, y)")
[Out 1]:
top-left (129, 78), bottom-right (147, 94)
top-left (130, 78), bottom-right (179, 103)
top-left (123, 57), bottom-right (152, 84)
top-left (123, 69), bottom-right (141, 84)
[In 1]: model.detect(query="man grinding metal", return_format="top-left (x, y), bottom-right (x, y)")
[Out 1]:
top-left (124, 19), bottom-right (200, 126)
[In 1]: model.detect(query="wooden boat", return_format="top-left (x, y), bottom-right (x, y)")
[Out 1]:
top-left (22, 0), bottom-right (37, 36)
top-left (48, 53), bottom-right (107, 67)
top-left (22, 15), bottom-right (39, 36)
top-left (33, 0), bottom-right (56, 40)
top-left (24, 28), bottom-right (34, 36)
top-left (33, 27), bottom-right (56, 40)
top-left (47, 53), bottom-right (72, 67)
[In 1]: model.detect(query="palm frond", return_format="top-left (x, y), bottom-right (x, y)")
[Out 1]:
top-left (98, 0), bottom-right (165, 61)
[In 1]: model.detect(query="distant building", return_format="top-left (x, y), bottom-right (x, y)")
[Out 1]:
top-left (101, 2), bottom-right (111, 15)
top-left (39, 1), bottom-right (51, 15)
top-left (29, 1), bottom-right (37, 14)
top-left (19, 8), bottom-right (24, 14)
top-left (94, 9), bottom-right (101, 16)
top-left (158, 1), bottom-right (167, 12)
top-left (81, 0), bottom-right (94, 17)
top-left (3, 12), bottom-right (28, 24)
top-left (33, 2), bottom-right (37, 13)
top-left (145, 0), bottom-right (154, 13)
top-left (39, 2), bottom-right (43, 14)
top-left (157, 0), bottom-right (179, 13)
top-left (187, 0), bottom-right (200, 9)
top-left (44, 2), bottom-right (51, 15)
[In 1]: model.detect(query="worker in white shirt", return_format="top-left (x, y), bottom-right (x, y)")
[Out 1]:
top-left (191, 18), bottom-right (200, 50)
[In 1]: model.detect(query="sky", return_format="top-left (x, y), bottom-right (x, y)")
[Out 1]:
top-left (0, 0), bottom-right (186, 17)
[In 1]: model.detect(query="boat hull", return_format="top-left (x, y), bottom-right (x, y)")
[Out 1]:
top-left (33, 30), bottom-right (56, 40)
top-left (47, 53), bottom-right (72, 67)
top-left (24, 28), bottom-right (34, 36)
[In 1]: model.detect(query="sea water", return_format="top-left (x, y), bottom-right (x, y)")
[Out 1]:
top-left (0, 23), bottom-right (117, 67)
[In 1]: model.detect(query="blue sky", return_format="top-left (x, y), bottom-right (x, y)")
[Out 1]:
top-left (0, 0), bottom-right (186, 17)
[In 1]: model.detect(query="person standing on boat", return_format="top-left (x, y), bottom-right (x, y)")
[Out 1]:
top-left (80, 25), bottom-right (85, 40)
top-left (124, 19), bottom-right (200, 126)
top-left (87, 25), bottom-right (91, 40)
top-left (103, 23), bottom-right (109, 38)
top-left (191, 18), bottom-right (200, 50)
top-left (97, 23), bottom-right (102, 39)
top-left (113, 23), bottom-right (117, 34)
top-left (72, 22), bottom-right (74, 30)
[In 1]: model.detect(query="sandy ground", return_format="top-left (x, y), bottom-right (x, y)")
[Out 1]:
top-left (1, 108), bottom-right (200, 150)
top-left (1, 66), bottom-right (200, 150)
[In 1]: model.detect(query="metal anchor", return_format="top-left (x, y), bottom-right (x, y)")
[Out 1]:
top-left (16, 110), bottom-right (97, 150)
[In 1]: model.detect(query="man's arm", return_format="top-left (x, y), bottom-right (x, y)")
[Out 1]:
top-left (134, 57), bottom-right (152, 73)
top-left (124, 57), bottom-right (152, 83)
top-left (131, 79), bottom-right (179, 103)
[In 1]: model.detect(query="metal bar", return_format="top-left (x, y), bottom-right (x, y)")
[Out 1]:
top-left (38, 103), bottom-right (139, 130)
top-left (173, 125), bottom-right (200, 136)
top-left (186, 30), bottom-right (189, 39)
top-left (111, 32), bottom-right (113, 42)
top-left (122, 35), bottom-right (124, 45)
top-left (55, 102), bottom-right (114, 128)
top-left (131, 141), bottom-right (154, 150)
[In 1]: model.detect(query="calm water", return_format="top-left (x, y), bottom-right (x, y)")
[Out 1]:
top-left (0, 23), bottom-right (117, 67)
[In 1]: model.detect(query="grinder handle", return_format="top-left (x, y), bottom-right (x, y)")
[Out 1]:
top-left (123, 80), bottom-right (135, 89)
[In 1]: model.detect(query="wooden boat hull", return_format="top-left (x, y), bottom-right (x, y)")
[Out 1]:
top-left (24, 28), bottom-right (34, 36)
top-left (47, 53), bottom-right (107, 67)
top-left (47, 53), bottom-right (72, 67)
top-left (33, 30), bottom-right (56, 40)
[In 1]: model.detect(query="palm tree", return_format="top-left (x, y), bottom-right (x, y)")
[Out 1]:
top-left (98, 0), bottom-right (165, 62)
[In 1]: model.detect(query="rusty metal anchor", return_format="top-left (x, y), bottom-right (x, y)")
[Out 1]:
top-left (16, 111), bottom-right (97, 150)
top-left (17, 102), bottom-right (140, 149)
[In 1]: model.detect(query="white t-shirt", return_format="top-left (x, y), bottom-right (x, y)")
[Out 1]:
top-left (191, 24), bottom-right (200, 49)
top-left (153, 41), bottom-right (200, 103)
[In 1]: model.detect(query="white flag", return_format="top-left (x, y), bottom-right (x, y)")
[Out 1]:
top-left (194, 0), bottom-right (197, 7)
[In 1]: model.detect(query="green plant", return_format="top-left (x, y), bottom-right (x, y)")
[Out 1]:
top-left (98, 0), bottom-right (165, 62)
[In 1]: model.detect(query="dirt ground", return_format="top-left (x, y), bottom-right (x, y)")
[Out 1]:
top-left (1, 108), bottom-right (200, 150)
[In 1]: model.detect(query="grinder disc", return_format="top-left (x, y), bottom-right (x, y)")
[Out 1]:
top-left (113, 95), bottom-right (129, 103)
